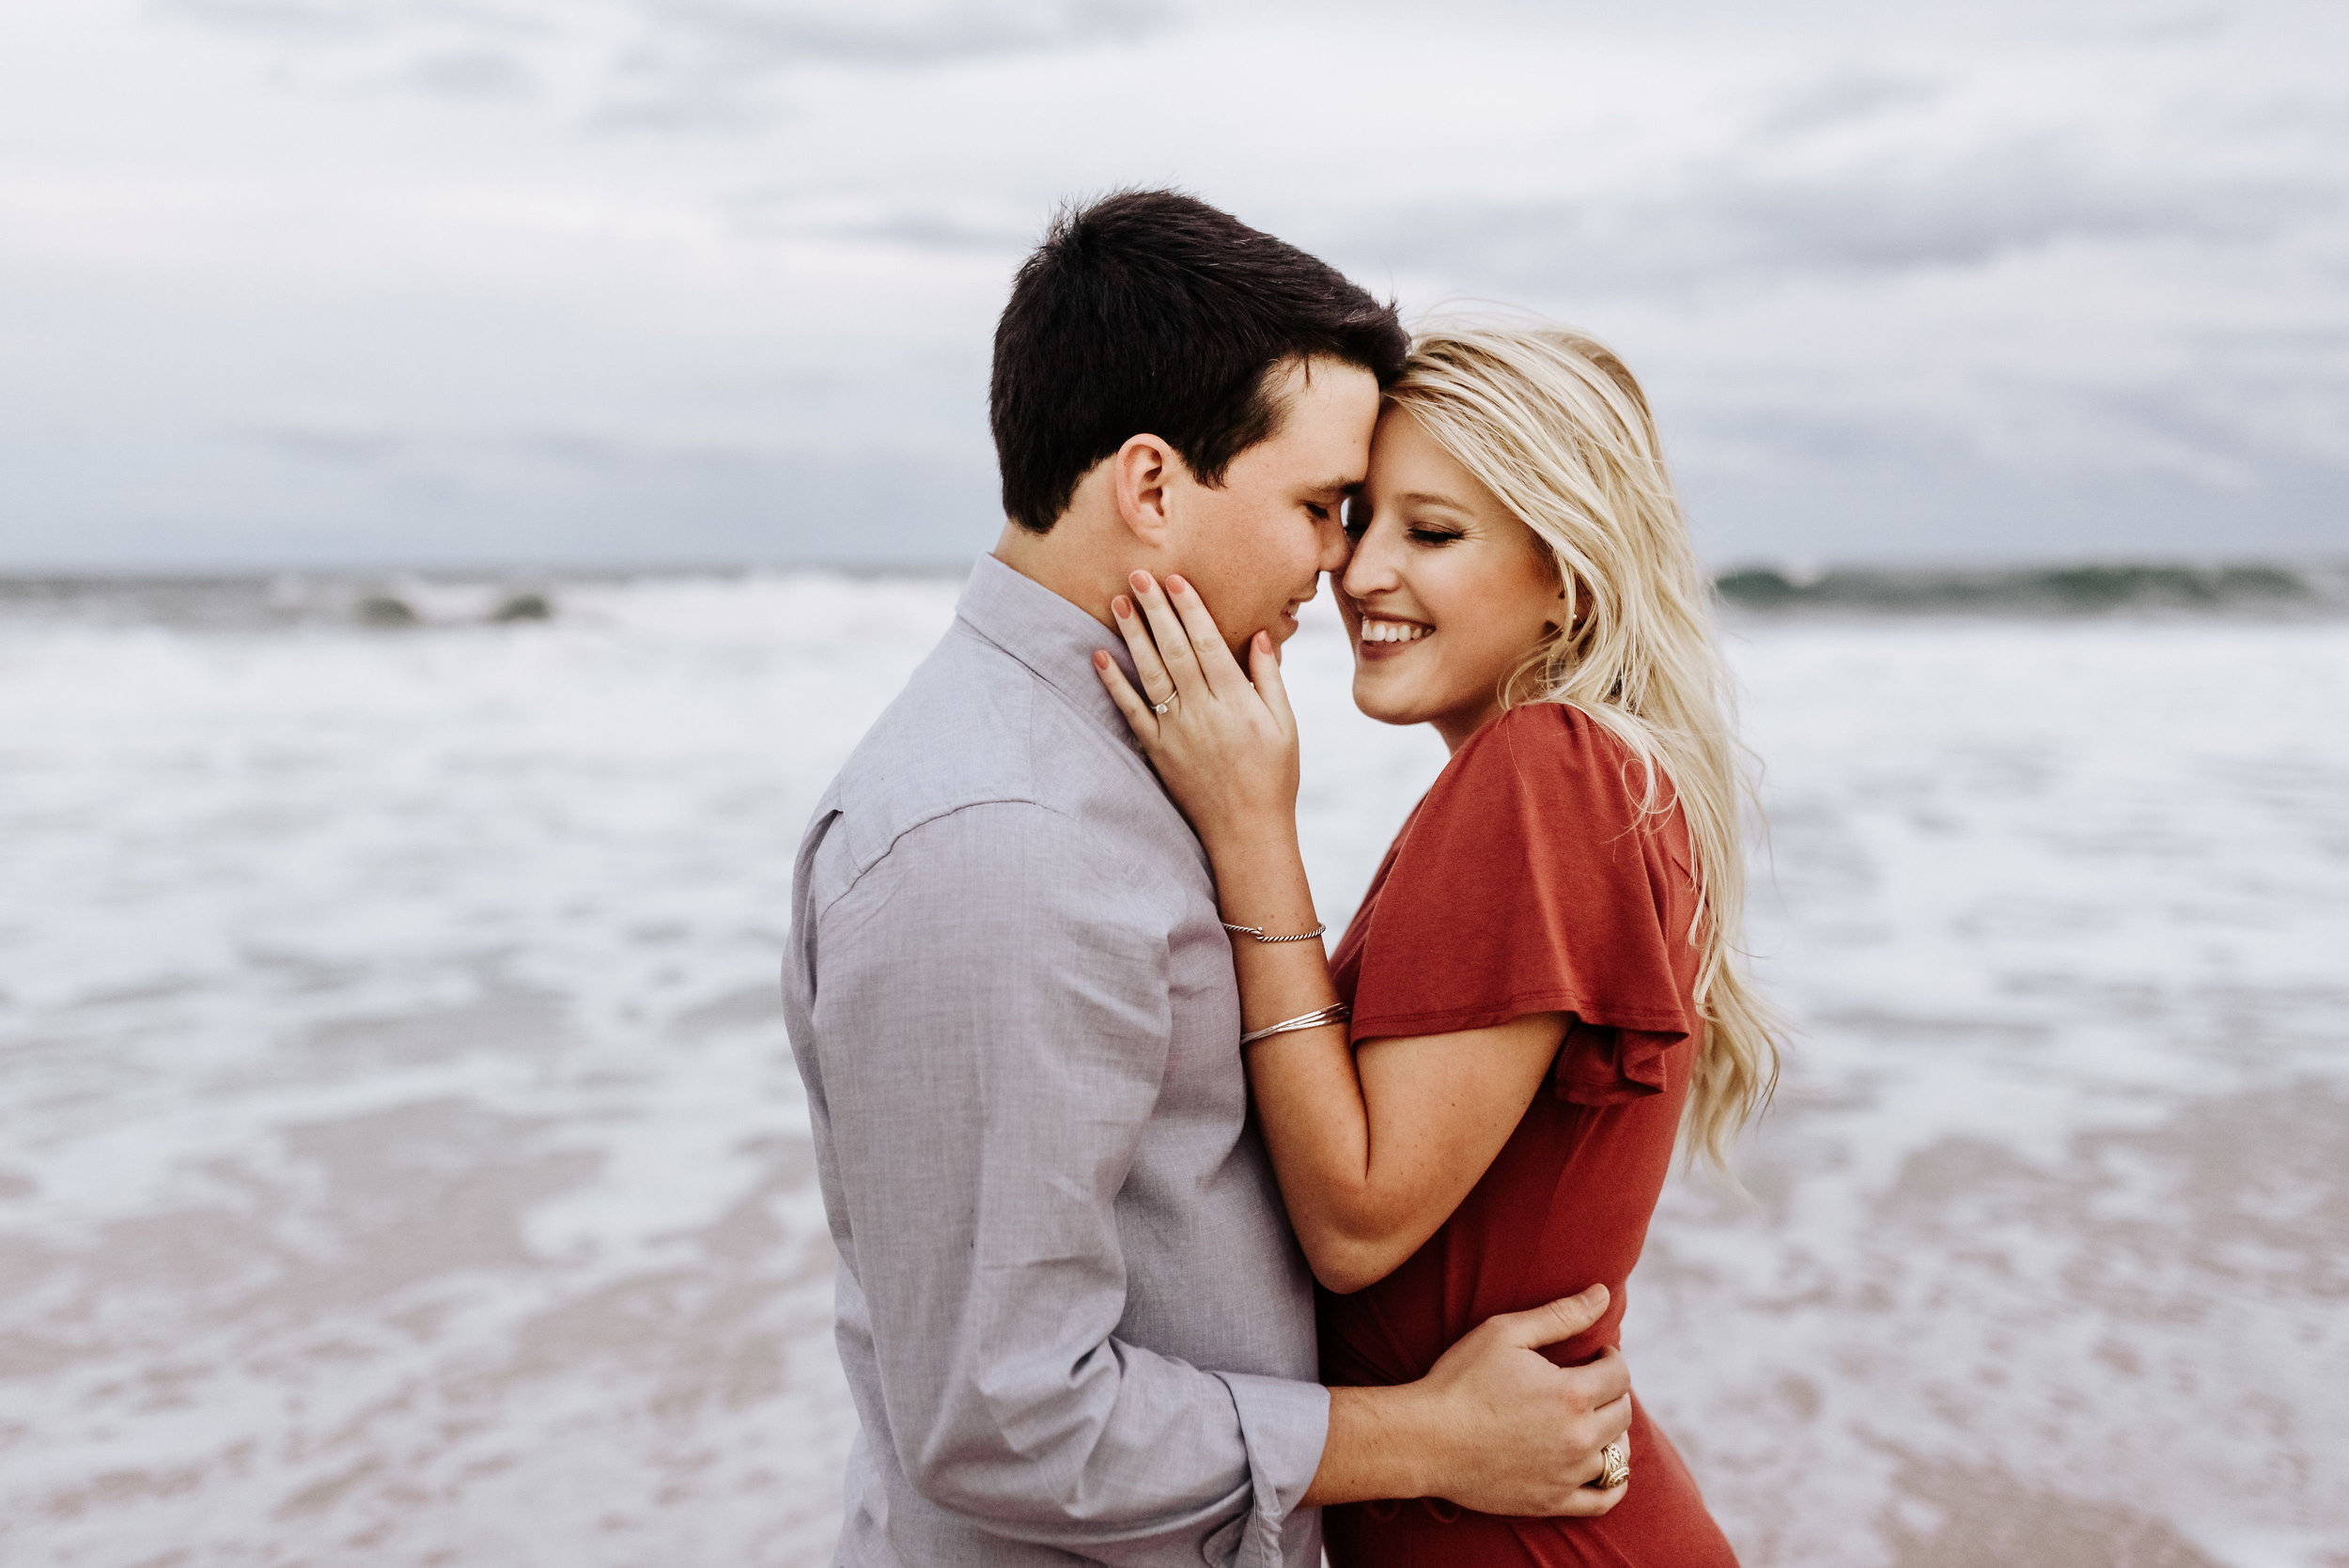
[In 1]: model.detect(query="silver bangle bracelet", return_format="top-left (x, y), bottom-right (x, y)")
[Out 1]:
top-left (1239, 1002), bottom-right (1350, 1046)
top-left (1221, 921), bottom-right (1327, 944)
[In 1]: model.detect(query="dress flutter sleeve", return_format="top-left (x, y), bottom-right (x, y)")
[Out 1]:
top-left (1341, 703), bottom-right (1703, 1107)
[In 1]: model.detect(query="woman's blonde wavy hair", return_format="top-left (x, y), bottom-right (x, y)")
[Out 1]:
top-left (1386, 319), bottom-right (1781, 1169)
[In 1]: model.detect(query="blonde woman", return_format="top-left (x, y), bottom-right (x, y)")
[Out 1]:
top-left (1093, 322), bottom-right (1777, 1565)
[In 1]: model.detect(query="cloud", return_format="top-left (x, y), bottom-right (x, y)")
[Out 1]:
top-left (624, 0), bottom-right (1166, 67)
top-left (164, 0), bottom-right (1180, 126)
top-left (210, 421), bottom-right (995, 566)
top-left (401, 46), bottom-right (537, 100)
top-left (163, 0), bottom-right (389, 42)
top-left (246, 425), bottom-right (414, 466)
top-left (242, 420), bottom-right (815, 474)
top-left (163, 0), bottom-right (546, 44)
top-left (1346, 137), bottom-right (2333, 299)
top-left (595, 0), bottom-right (1175, 128)
top-left (1757, 71), bottom-right (1946, 139)
top-left (725, 190), bottom-right (1038, 252)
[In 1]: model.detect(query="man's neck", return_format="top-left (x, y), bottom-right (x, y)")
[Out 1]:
top-left (990, 517), bottom-right (1132, 635)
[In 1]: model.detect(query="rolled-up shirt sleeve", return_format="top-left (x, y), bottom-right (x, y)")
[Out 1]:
top-left (807, 800), bottom-right (1329, 1566)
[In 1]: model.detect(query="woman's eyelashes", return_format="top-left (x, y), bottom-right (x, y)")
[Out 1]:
top-left (1340, 504), bottom-right (1461, 547)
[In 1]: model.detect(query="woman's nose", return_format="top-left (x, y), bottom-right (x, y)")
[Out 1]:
top-left (1341, 533), bottom-right (1397, 598)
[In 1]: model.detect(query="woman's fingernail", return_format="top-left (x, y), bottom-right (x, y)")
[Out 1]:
top-left (1094, 650), bottom-right (1110, 670)
top-left (1112, 596), bottom-right (1131, 619)
top-left (1129, 570), bottom-right (1152, 593)
top-left (1167, 574), bottom-right (1188, 595)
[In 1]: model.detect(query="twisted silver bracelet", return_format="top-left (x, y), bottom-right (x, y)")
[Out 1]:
top-left (1239, 1002), bottom-right (1350, 1046)
top-left (1221, 921), bottom-right (1326, 944)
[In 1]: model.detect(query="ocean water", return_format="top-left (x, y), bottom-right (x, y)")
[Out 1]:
top-left (1, 573), bottom-right (2343, 1568)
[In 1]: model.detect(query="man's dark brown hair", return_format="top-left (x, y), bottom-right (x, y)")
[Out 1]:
top-left (989, 190), bottom-right (1408, 534)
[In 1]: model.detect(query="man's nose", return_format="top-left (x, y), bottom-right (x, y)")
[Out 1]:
top-left (1315, 515), bottom-right (1353, 574)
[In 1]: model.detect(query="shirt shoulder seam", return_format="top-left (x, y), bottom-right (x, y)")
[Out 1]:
top-left (812, 795), bottom-right (1082, 924)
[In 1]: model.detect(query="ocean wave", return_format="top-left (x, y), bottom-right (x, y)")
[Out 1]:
top-left (6, 560), bottom-right (2346, 631)
top-left (1713, 561), bottom-right (2349, 615)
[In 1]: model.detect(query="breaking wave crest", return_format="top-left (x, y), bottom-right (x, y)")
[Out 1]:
top-left (1713, 560), bottom-right (2349, 615)
top-left (4, 560), bottom-right (2345, 632)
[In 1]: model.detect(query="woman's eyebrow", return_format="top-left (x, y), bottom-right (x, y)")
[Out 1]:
top-left (1394, 490), bottom-right (1471, 517)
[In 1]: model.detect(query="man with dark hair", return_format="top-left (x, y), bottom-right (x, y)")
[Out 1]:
top-left (990, 188), bottom-right (1412, 536)
top-left (784, 191), bottom-right (1632, 1568)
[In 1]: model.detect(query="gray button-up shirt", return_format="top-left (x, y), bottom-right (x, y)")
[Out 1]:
top-left (784, 554), bottom-right (1330, 1568)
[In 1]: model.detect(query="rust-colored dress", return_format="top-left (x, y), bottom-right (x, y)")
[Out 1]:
top-left (1319, 703), bottom-right (1740, 1567)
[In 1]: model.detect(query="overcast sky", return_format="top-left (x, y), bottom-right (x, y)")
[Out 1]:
top-left (3, 0), bottom-right (2343, 570)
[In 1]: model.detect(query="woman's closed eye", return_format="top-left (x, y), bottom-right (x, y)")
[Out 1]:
top-left (1407, 524), bottom-right (1465, 546)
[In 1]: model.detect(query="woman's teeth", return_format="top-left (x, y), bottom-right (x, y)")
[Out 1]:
top-left (1361, 620), bottom-right (1430, 644)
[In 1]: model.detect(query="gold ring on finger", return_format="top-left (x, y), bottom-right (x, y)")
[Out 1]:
top-left (1598, 1441), bottom-right (1630, 1490)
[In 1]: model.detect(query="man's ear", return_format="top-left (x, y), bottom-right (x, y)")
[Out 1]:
top-left (1112, 433), bottom-right (1183, 547)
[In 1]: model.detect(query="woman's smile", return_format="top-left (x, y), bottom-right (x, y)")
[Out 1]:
top-left (1357, 614), bottom-right (1432, 656)
top-left (1341, 407), bottom-right (1563, 750)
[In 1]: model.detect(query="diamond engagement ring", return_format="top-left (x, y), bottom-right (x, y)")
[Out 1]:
top-left (1596, 1440), bottom-right (1630, 1489)
top-left (1152, 694), bottom-right (1176, 715)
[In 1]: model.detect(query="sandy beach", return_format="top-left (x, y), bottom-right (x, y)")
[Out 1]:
top-left (1, 574), bottom-right (2342, 1566)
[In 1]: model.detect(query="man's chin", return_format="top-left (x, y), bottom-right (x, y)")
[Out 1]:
top-left (1231, 620), bottom-right (1298, 659)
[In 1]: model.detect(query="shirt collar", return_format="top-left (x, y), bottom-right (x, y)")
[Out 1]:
top-left (955, 553), bottom-right (1141, 742)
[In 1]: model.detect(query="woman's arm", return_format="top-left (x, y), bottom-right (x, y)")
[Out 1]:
top-left (1095, 571), bottom-right (1566, 1293)
top-left (1215, 816), bottom-right (1568, 1292)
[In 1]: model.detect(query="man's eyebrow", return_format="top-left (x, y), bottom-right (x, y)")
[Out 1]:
top-left (1303, 476), bottom-right (1364, 497)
